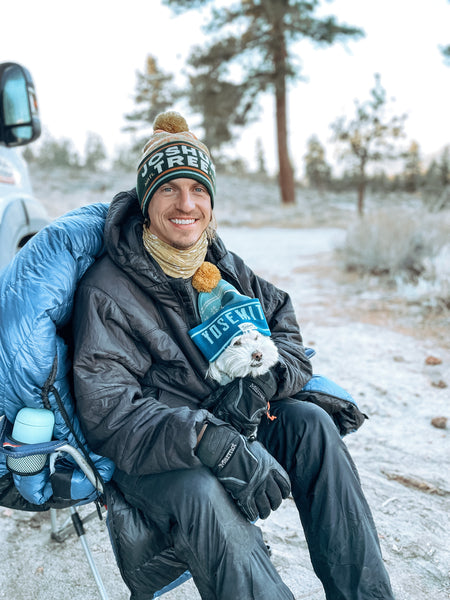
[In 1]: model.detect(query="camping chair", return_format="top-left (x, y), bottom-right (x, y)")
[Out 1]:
top-left (0, 415), bottom-right (193, 599)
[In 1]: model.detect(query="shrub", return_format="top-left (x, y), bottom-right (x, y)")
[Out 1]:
top-left (339, 208), bottom-right (449, 283)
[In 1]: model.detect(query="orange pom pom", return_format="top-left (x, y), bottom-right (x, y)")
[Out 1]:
top-left (153, 111), bottom-right (189, 133)
top-left (192, 262), bottom-right (222, 293)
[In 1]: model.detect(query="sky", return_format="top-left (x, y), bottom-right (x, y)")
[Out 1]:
top-left (3, 0), bottom-right (450, 175)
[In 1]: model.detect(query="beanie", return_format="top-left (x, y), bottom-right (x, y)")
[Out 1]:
top-left (136, 111), bottom-right (216, 216)
top-left (188, 262), bottom-right (271, 362)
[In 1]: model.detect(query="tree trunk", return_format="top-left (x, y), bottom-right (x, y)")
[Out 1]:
top-left (273, 32), bottom-right (295, 205)
top-left (276, 88), bottom-right (295, 205)
top-left (357, 182), bottom-right (365, 217)
top-left (357, 161), bottom-right (366, 216)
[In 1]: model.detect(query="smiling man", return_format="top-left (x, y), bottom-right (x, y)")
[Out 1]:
top-left (136, 113), bottom-right (216, 252)
top-left (72, 112), bottom-right (394, 600)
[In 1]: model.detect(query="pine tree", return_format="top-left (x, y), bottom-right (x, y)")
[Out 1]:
top-left (186, 56), bottom-right (247, 154)
top-left (22, 146), bottom-right (34, 163)
top-left (84, 132), bottom-right (107, 171)
top-left (255, 138), bottom-right (268, 176)
top-left (331, 74), bottom-right (407, 216)
top-left (438, 146), bottom-right (450, 187)
top-left (403, 141), bottom-right (422, 193)
top-left (442, 44), bottom-right (450, 64)
top-left (123, 55), bottom-right (181, 152)
top-left (32, 132), bottom-right (80, 169)
top-left (304, 135), bottom-right (331, 190)
top-left (424, 149), bottom-right (450, 210)
top-left (163, 0), bottom-right (363, 205)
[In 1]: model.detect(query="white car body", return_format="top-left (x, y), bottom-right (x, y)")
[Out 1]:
top-left (0, 145), bottom-right (49, 270)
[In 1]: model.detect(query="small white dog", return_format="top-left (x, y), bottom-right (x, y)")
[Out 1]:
top-left (207, 330), bottom-right (279, 385)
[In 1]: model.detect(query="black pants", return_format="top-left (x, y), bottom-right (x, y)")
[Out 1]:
top-left (114, 400), bottom-right (394, 600)
top-left (258, 400), bottom-right (394, 600)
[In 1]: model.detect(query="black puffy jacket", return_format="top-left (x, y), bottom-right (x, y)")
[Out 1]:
top-left (72, 189), bottom-right (313, 598)
top-left (72, 189), bottom-right (312, 475)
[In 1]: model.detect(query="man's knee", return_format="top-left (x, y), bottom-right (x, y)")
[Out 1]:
top-left (258, 398), bottom-right (344, 476)
top-left (269, 398), bottom-right (339, 441)
top-left (167, 466), bottom-right (244, 523)
top-left (174, 466), bottom-right (226, 502)
top-left (114, 465), bottom-right (232, 517)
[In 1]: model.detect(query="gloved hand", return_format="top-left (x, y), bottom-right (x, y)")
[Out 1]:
top-left (202, 371), bottom-right (278, 439)
top-left (196, 417), bottom-right (291, 521)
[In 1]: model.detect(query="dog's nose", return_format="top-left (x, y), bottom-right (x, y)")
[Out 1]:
top-left (252, 351), bottom-right (263, 362)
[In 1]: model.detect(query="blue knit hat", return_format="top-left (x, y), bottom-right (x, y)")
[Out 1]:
top-left (188, 264), bottom-right (271, 362)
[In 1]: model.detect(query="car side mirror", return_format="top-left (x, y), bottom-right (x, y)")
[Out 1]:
top-left (0, 62), bottom-right (41, 147)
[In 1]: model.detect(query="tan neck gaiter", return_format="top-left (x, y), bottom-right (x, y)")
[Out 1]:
top-left (142, 226), bottom-right (208, 279)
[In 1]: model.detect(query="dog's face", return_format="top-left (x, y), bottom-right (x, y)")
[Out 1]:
top-left (207, 331), bottom-right (279, 384)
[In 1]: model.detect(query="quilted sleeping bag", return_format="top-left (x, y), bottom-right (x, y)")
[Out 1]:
top-left (0, 203), bottom-right (115, 509)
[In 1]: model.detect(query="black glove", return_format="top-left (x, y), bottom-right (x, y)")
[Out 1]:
top-left (196, 418), bottom-right (290, 521)
top-left (202, 371), bottom-right (278, 439)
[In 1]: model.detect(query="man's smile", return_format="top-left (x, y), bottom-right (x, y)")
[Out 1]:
top-left (170, 218), bottom-right (197, 225)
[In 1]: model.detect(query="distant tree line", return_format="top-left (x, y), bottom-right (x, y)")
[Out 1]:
top-left (24, 120), bottom-right (449, 215)
top-left (23, 131), bottom-right (108, 171)
top-left (304, 137), bottom-right (450, 208)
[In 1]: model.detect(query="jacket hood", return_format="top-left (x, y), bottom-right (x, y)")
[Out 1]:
top-left (104, 188), bottom-right (159, 284)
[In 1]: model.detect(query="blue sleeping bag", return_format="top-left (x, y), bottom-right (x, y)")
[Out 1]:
top-left (0, 203), bottom-right (115, 507)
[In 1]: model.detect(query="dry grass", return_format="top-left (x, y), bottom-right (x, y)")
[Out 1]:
top-left (339, 206), bottom-right (448, 270)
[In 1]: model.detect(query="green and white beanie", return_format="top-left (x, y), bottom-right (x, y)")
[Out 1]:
top-left (136, 111), bottom-right (216, 216)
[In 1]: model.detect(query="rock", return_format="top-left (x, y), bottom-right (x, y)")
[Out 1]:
top-left (431, 380), bottom-right (448, 389)
top-left (425, 355), bottom-right (443, 366)
top-left (431, 416), bottom-right (448, 429)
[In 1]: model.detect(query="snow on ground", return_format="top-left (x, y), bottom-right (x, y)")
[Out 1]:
top-left (0, 170), bottom-right (448, 599)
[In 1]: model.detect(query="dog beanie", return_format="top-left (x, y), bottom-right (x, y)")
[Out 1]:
top-left (188, 262), bottom-right (271, 362)
top-left (136, 111), bottom-right (216, 217)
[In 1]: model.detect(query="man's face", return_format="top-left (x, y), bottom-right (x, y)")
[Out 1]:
top-left (147, 178), bottom-right (212, 250)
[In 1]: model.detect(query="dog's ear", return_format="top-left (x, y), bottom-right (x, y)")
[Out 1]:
top-left (206, 361), bottom-right (222, 383)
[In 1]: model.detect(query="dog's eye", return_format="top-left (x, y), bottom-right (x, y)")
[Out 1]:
top-left (232, 338), bottom-right (242, 346)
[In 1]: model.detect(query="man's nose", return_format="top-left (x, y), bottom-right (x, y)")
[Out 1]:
top-left (177, 189), bottom-right (196, 211)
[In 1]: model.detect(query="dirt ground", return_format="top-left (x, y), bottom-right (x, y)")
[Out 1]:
top-left (0, 172), bottom-right (448, 599)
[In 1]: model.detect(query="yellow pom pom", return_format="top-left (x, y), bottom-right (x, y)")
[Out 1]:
top-left (192, 262), bottom-right (222, 293)
top-left (153, 111), bottom-right (189, 133)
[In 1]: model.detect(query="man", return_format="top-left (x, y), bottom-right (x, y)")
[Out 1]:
top-left (72, 112), bottom-right (394, 599)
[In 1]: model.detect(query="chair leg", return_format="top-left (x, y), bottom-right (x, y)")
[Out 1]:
top-left (69, 507), bottom-right (110, 600)
top-left (51, 507), bottom-right (192, 599)
top-left (51, 507), bottom-right (109, 599)
top-left (50, 506), bottom-right (99, 542)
